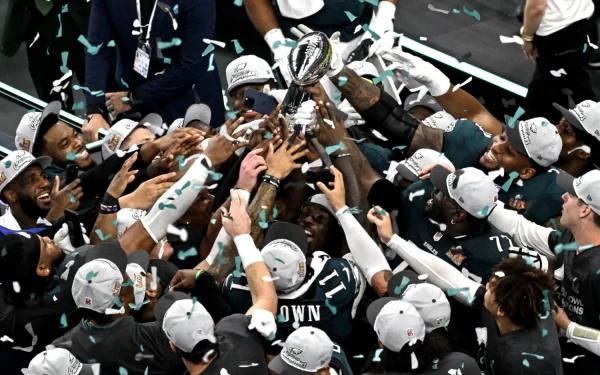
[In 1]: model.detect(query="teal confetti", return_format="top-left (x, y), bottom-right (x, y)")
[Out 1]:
top-left (333, 92), bottom-right (341, 101)
top-left (338, 76), bottom-right (348, 86)
top-left (95, 229), bottom-right (112, 241)
top-left (122, 97), bottom-right (130, 102)
top-left (272, 40), bottom-right (297, 49)
top-left (508, 107), bottom-right (525, 128)
top-left (324, 299), bottom-right (338, 314)
top-left (274, 257), bottom-right (285, 264)
top-left (207, 170), bottom-right (223, 180)
top-left (226, 111), bottom-right (237, 119)
top-left (173, 4), bottom-right (179, 14)
top-left (128, 300), bottom-right (150, 309)
top-left (140, 345), bottom-right (144, 352)
top-left (344, 11), bottom-right (357, 22)
top-left (192, 184), bottom-right (206, 191)
top-left (119, 367), bottom-right (128, 375)
top-left (60, 313), bottom-right (68, 328)
top-left (60, 51), bottom-right (69, 73)
top-left (273, 206), bottom-right (278, 219)
top-left (372, 205), bottom-right (387, 216)
top-left (71, 102), bottom-right (84, 110)
top-left (157, 38), bottom-right (182, 50)
top-left (144, 368), bottom-right (148, 375)
top-left (538, 310), bottom-right (550, 319)
top-left (234, 0), bottom-right (243, 6)
top-left (210, 218), bottom-right (217, 224)
top-left (164, 57), bottom-right (172, 64)
top-left (393, 276), bottom-right (410, 295)
top-left (353, 354), bottom-right (365, 359)
top-left (373, 348), bottom-right (383, 362)
top-left (522, 352), bottom-right (544, 360)
top-left (61, 4), bottom-right (69, 13)
top-left (77, 35), bottom-right (103, 55)
top-left (207, 53), bottom-right (215, 71)
top-left (325, 141), bottom-right (345, 155)
top-left (259, 209), bottom-right (268, 229)
top-left (56, 15), bottom-right (63, 38)
top-left (372, 70), bottom-right (393, 85)
top-left (233, 256), bottom-right (242, 277)
top-left (110, 219), bottom-right (119, 227)
top-left (91, 90), bottom-right (105, 97)
top-left (501, 171), bottom-right (520, 192)
top-left (277, 314), bottom-right (286, 322)
top-left (542, 290), bottom-right (551, 312)
top-left (584, 43), bottom-right (588, 53)
top-left (579, 244), bottom-right (594, 251)
top-left (89, 336), bottom-right (96, 344)
top-left (177, 247), bottom-right (198, 261)
top-left (107, 40), bottom-right (116, 47)
top-left (69, 194), bottom-right (76, 203)
top-left (264, 132), bottom-right (273, 139)
top-left (463, 6), bottom-right (481, 21)
top-left (44, 285), bottom-right (61, 298)
top-left (362, 24), bottom-right (380, 41)
top-left (554, 242), bottom-right (579, 254)
top-left (522, 359), bottom-right (530, 367)
top-left (188, 297), bottom-right (198, 318)
top-left (231, 39), bottom-right (244, 54)
top-left (550, 219), bottom-right (562, 236)
top-left (268, 332), bottom-right (276, 341)
top-left (359, 0), bottom-right (379, 5)
top-left (158, 202), bottom-right (177, 210)
top-left (73, 84), bottom-right (91, 92)
top-left (47, 46), bottom-right (50, 55)
top-left (202, 44), bottom-right (215, 57)
top-left (175, 180), bottom-right (191, 195)
top-left (348, 207), bottom-right (363, 214)
top-left (121, 78), bottom-right (129, 89)
top-left (121, 279), bottom-right (134, 287)
top-left (66, 152), bottom-right (80, 160)
top-left (112, 297), bottom-right (122, 308)
top-left (177, 155), bottom-right (186, 171)
top-left (453, 8), bottom-right (461, 13)
top-left (542, 121), bottom-right (549, 127)
top-left (392, 145), bottom-right (406, 150)
top-left (477, 205), bottom-right (490, 217)
top-left (447, 287), bottom-right (470, 296)
top-left (217, 242), bottom-right (227, 264)
top-left (432, 362), bottom-right (438, 370)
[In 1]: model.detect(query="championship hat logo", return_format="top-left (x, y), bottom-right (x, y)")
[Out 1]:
top-left (112, 280), bottom-right (121, 297)
top-left (85, 297), bottom-right (93, 305)
top-left (435, 317), bottom-right (445, 326)
top-left (234, 62), bottom-right (247, 72)
top-left (0, 172), bottom-right (6, 185)
top-left (135, 274), bottom-right (143, 289)
top-left (288, 347), bottom-right (303, 355)
top-left (107, 134), bottom-right (121, 151)
top-left (406, 328), bottom-right (414, 337)
top-left (18, 138), bottom-right (31, 152)
top-left (297, 261), bottom-right (305, 278)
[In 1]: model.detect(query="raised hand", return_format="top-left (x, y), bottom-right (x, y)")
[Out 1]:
top-left (106, 152), bottom-right (139, 199)
top-left (236, 149), bottom-right (268, 192)
top-left (46, 177), bottom-right (83, 220)
top-left (221, 189), bottom-right (252, 238)
top-left (121, 172), bottom-right (176, 210)
top-left (203, 135), bottom-right (248, 166)
top-left (265, 137), bottom-right (308, 180)
top-left (316, 166), bottom-right (346, 212)
top-left (367, 206), bottom-right (393, 243)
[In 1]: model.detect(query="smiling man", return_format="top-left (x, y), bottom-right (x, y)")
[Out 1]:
top-left (0, 150), bottom-right (80, 230)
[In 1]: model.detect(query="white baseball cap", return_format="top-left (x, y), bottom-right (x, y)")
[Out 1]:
top-left (0, 150), bottom-right (52, 195)
top-left (347, 61), bottom-right (379, 78)
top-left (72, 243), bottom-right (128, 314)
top-left (125, 250), bottom-right (150, 309)
top-left (557, 169), bottom-right (600, 215)
top-left (226, 55), bottom-right (274, 94)
top-left (15, 101), bottom-right (61, 154)
top-left (261, 222), bottom-right (308, 292)
top-left (155, 291), bottom-right (216, 353)
top-left (402, 283), bottom-right (451, 333)
top-left (167, 104), bottom-right (212, 134)
top-left (268, 326), bottom-right (333, 375)
top-left (430, 165), bottom-right (499, 219)
top-left (367, 298), bottom-right (426, 352)
top-left (554, 100), bottom-right (600, 142)
top-left (505, 118), bottom-right (562, 167)
top-left (421, 111), bottom-right (457, 132)
top-left (28, 348), bottom-right (99, 375)
top-left (396, 148), bottom-right (454, 182)
top-left (304, 193), bottom-right (336, 216)
top-left (101, 113), bottom-right (163, 159)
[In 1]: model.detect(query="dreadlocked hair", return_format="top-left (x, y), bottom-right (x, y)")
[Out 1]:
top-left (489, 257), bottom-right (556, 328)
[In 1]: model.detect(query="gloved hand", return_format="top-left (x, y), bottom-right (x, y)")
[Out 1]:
top-left (53, 222), bottom-right (90, 253)
top-left (509, 247), bottom-right (549, 271)
top-left (294, 99), bottom-right (317, 127)
top-left (264, 29), bottom-right (294, 87)
top-left (248, 308), bottom-right (277, 340)
top-left (338, 99), bottom-right (365, 128)
top-left (381, 48), bottom-right (451, 96)
top-left (361, 1), bottom-right (397, 58)
top-left (262, 84), bottom-right (287, 104)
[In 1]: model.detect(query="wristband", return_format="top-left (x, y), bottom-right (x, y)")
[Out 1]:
top-left (195, 269), bottom-right (205, 280)
top-left (262, 174), bottom-right (280, 188)
top-left (233, 234), bottom-right (264, 268)
top-left (520, 27), bottom-right (535, 42)
top-left (264, 28), bottom-right (286, 51)
top-left (333, 152), bottom-right (351, 160)
top-left (100, 193), bottom-right (120, 214)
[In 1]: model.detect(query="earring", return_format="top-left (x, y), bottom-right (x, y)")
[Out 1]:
top-left (451, 220), bottom-right (455, 225)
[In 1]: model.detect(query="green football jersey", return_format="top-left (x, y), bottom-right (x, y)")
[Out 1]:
top-left (442, 119), bottom-right (492, 169)
top-left (223, 251), bottom-right (365, 352)
top-left (401, 180), bottom-right (512, 283)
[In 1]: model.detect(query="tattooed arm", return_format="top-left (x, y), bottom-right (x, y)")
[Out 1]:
top-left (407, 124), bottom-right (445, 156)
top-left (329, 66), bottom-right (381, 112)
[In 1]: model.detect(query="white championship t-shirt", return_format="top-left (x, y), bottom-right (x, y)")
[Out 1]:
top-left (537, 0), bottom-right (594, 36)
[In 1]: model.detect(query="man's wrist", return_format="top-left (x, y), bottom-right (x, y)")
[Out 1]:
top-left (119, 195), bottom-right (133, 209)
top-left (520, 26), bottom-right (535, 42)
top-left (264, 28), bottom-right (285, 51)
top-left (265, 169), bottom-right (283, 180)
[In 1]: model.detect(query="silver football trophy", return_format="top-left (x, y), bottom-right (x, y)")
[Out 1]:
top-left (280, 31), bottom-right (332, 135)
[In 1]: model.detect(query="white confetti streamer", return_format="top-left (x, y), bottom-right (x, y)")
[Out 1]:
top-left (203, 39), bottom-right (226, 48)
top-left (427, 4), bottom-right (449, 14)
top-left (301, 159), bottom-right (323, 173)
top-left (408, 189), bottom-right (425, 202)
top-left (166, 225), bottom-right (188, 242)
top-left (52, 70), bottom-right (73, 87)
top-left (29, 33), bottom-right (40, 48)
top-left (452, 76), bottom-right (473, 92)
top-left (550, 68), bottom-right (567, 77)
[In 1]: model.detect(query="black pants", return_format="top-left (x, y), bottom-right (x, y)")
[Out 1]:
top-left (25, 9), bottom-right (86, 110)
top-left (524, 18), bottom-right (598, 123)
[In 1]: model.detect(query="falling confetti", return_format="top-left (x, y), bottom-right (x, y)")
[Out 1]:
top-left (372, 70), bottom-right (393, 85)
top-left (338, 76), bottom-right (348, 86)
top-left (95, 229), bottom-right (112, 241)
top-left (452, 76), bottom-right (473, 92)
top-left (447, 287), bottom-right (470, 296)
top-left (207, 53), bottom-right (215, 71)
top-left (217, 242), bottom-right (227, 264)
top-left (362, 24), bottom-right (381, 41)
top-left (408, 190), bottom-right (425, 202)
top-left (325, 141), bottom-right (345, 155)
top-left (427, 4), bottom-right (449, 14)
top-left (177, 247), bottom-right (198, 261)
top-left (393, 276), bottom-right (410, 295)
top-left (231, 39), bottom-right (244, 54)
top-left (550, 68), bottom-right (567, 77)
top-left (56, 14), bottom-right (63, 38)
top-left (501, 171), bottom-right (520, 192)
top-left (508, 107), bottom-right (525, 128)
top-left (59, 313), bottom-right (68, 328)
top-left (372, 205), bottom-right (387, 216)
top-left (345, 11), bottom-right (357, 22)
top-left (202, 44), bottom-right (215, 56)
top-left (272, 40), bottom-right (297, 49)
top-left (233, 256), bottom-right (242, 277)
top-left (77, 35), bottom-right (103, 55)
top-left (373, 348), bottom-right (384, 362)
top-left (158, 38), bottom-right (182, 50)
top-left (463, 6), bottom-right (481, 21)
top-left (324, 299), bottom-right (337, 314)
top-left (234, 0), bottom-right (243, 6)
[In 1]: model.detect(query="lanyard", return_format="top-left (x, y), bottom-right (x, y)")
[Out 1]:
top-left (135, 0), bottom-right (159, 44)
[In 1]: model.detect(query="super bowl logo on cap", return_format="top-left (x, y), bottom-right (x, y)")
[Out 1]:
top-left (435, 317), bottom-right (444, 326)
top-left (135, 274), bottom-right (143, 289)
top-left (85, 297), bottom-right (93, 305)
top-left (107, 134), bottom-right (121, 151)
top-left (18, 138), bottom-right (31, 152)
top-left (0, 172), bottom-right (6, 185)
top-left (112, 280), bottom-right (121, 297)
top-left (407, 328), bottom-right (414, 337)
top-left (297, 261), bottom-right (305, 278)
